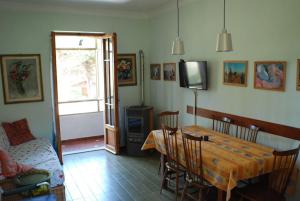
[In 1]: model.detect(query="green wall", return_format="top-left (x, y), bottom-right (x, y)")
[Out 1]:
top-left (0, 8), bottom-right (149, 140)
top-left (147, 0), bottom-right (300, 200)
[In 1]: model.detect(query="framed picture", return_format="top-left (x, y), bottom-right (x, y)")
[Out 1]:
top-left (163, 63), bottom-right (176, 81)
top-left (150, 64), bottom-right (161, 80)
top-left (117, 54), bottom-right (136, 86)
top-left (223, 60), bottom-right (248, 87)
top-left (297, 59), bottom-right (300, 91)
top-left (1, 54), bottom-right (44, 104)
top-left (254, 61), bottom-right (286, 91)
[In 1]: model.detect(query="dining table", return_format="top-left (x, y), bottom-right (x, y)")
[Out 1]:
top-left (141, 125), bottom-right (275, 201)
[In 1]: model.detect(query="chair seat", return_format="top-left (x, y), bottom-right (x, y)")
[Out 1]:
top-left (165, 162), bottom-right (185, 183)
top-left (236, 182), bottom-right (286, 201)
top-left (185, 174), bottom-right (212, 188)
top-left (165, 162), bottom-right (185, 172)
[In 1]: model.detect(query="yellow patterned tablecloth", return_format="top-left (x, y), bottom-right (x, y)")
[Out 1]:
top-left (141, 125), bottom-right (274, 201)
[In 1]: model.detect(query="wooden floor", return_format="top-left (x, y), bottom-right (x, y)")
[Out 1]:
top-left (63, 150), bottom-right (175, 201)
top-left (62, 136), bottom-right (104, 155)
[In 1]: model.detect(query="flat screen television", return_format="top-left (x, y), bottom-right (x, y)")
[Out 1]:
top-left (179, 60), bottom-right (208, 90)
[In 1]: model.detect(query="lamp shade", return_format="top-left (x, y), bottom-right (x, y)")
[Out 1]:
top-left (172, 37), bottom-right (185, 55)
top-left (216, 29), bottom-right (233, 52)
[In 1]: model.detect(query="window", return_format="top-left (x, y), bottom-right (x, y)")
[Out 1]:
top-left (55, 36), bottom-right (104, 115)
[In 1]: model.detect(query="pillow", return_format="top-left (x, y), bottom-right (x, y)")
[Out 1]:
top-left (0, 126), bottom-right (10, 150)
top-left (0, 148), bottom-right (32, 177)
top-left (2, 119), bottom-right (35, 146)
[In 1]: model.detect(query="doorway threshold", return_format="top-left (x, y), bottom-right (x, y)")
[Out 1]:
top-left (63, 147), bottom-right (105, 155)
top-left (62, 136), bottom-right (104, 155)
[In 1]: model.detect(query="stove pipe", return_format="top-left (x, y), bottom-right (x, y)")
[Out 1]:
top-left (139, 50), bottom-right (145, 106)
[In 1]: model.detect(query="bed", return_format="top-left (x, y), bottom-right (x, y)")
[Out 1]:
top-left (0, 126), bottom-right (65, 201)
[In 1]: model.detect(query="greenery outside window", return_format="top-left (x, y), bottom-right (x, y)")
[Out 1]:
top-left (56, 36), bottom-right (104, 115)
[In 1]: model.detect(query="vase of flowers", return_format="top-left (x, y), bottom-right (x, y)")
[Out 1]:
top-left (9, 61), bottom-right (31, 95)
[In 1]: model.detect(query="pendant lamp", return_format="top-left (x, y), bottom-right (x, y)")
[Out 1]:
top-left (172, 0), bottom-right (184, 55)
top-left (216, 0), bottom-right (233, 52)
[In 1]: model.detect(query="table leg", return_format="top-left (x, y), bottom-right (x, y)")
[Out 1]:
top-left (217, 189), bottom-right (225, 201)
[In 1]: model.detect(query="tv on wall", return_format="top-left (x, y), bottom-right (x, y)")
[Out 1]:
top-left (179, 60), bottom-right (208, 90)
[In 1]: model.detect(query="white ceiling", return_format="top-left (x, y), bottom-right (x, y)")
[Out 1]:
top-left (0, 0), bottom-right (174, 12)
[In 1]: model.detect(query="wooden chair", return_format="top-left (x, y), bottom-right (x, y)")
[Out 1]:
top-left (158, 111), bottom-right (179, 129)
top-left (236, 145), bottom-right (300, 201)
top-left (160, 124), bottom-right (184, 200)
top-left (180, 131), bottom-right (211, 201)
top-left (235, 125), bottom-right (259, 143)
top-left (157, 111), bottom-right (179, 175)
top-left (212, 116), bottom-right (232, 134)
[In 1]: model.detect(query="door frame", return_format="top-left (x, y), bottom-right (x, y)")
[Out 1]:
top-left (51, 31), bottom-right (109, 164)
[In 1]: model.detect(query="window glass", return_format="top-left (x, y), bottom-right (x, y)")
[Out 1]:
top-left (57, 50), bottom-right (97, 102)
top-left (56, 36), bottom-right (104, 115)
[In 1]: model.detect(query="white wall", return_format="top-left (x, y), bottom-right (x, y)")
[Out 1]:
top-left (60, 112), bottom-right (104, 141)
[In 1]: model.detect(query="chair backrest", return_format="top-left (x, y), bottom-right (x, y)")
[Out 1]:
top-left (268, 145), bottom-right (300, 196)
top-left (212, 116), bottom-right (232, 134)
top-left (162, 124), bottom-right (179, 168)
top-left (181, 131), bottom-right (204, 185)
top-left (158, 111), bottom-right (179, 129)
top-left (235, 125), bottom-right (259, 143)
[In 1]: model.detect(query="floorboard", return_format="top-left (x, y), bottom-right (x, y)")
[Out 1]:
top-left (63, 150), bottom-right (175, 201)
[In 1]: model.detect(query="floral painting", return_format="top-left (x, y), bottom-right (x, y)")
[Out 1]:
top-left (117, 54), bottom-right (136, 86)
top-left (223, 60), bottom-right (248, 87)
top-left (163, 63), bottom-right (176, 81)
top-left (254, 61), bottom-right (286, 91)
top-left (150, 64), bottom-right (161, 80)
top-left (1, 54), bottom-right (44, 104)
